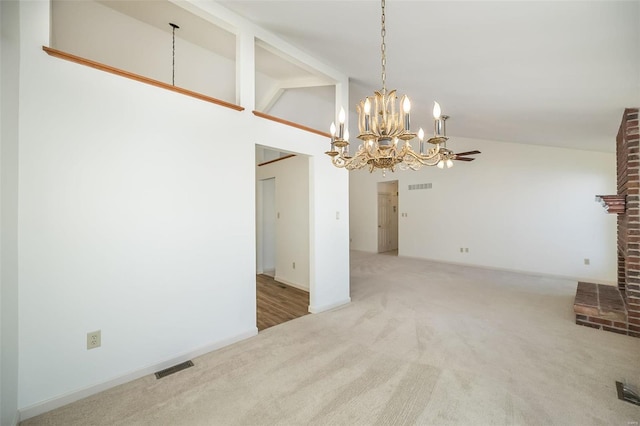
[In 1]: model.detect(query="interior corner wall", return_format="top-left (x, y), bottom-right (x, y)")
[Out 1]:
top-left (1, 1), bottom-right (21, 425)
top-left (256, 155), bottom-right (310, 290)
top-left (350, 137), bottom-right (617, 283)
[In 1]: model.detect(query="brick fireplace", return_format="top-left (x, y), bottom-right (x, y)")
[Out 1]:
top-left (574, 108), bottom-right (640, 337)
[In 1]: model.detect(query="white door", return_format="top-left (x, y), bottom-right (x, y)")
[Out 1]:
top-left (378, 192), bottom-right (393, 253)
top-left (389, 192), bottom-right (398, 251)
top-left (261, 178), bottom-right (276, 276)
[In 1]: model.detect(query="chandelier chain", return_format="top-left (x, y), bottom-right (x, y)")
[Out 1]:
top-left (381, 0), bottom-right (386, 94)
top-left (172, 25), bottom-right (176, 85)
top-left (170, 22), bottom-right (179, 86)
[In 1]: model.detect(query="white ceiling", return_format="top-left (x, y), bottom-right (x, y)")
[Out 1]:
top-left (220, 0), bottom-right (640, 153)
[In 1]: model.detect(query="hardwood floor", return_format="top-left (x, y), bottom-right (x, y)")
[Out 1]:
top-left (256, 274), bottom-right (309, 331)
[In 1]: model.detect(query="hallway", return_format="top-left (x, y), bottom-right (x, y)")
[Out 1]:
top-left (256, 274), bottom-right (309, 331)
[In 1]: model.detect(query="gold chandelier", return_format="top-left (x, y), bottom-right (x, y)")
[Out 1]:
top-left (326, 0), bottom-right (479, 173)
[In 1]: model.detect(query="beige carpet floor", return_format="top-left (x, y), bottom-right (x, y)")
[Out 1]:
top-left (22, 251), bottom-right (640, 425)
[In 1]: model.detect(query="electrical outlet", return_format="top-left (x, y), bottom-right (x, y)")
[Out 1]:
top-left (584, 258), bottom-right (590, 265)
top-left (460, 248), bottom-right (464, 253)
top-left (87, 330), bottom-right (101, 350)
top-left (465, 248), bottom-right (469, 253)
top-left (293, 262), bottom-right (296, 269)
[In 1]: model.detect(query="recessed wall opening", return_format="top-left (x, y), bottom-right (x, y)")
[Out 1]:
top-left (51, 0), bottom-right (237, 103)
top-left (255, 39), bottom-right (334, 131)
top-left (255, 145), bottom-right (311, 330)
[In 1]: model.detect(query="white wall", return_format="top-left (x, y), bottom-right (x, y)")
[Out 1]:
top-left (1, 1), bottom-right (21, 424)
top-left (309, 153), bottom-right (351, 312)
top-left (257, 154), bottom-right (310, 290)
top-left (268, 85), bottom-right (335, 133)
top-left (350, 136), bottom-right (617, 284)
top-left (16, 0), bottom-right (349, 418)
top-left (19, 2), bottom-right (257, 412)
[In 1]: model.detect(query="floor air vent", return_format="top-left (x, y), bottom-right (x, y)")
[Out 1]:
top-left (155, 360), bottom-right (194, 379)
top-left (616, 381), bottom-right (640, 406)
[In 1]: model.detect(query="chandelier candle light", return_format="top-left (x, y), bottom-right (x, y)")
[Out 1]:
top-left (326, 0), bottom-right (479, 173)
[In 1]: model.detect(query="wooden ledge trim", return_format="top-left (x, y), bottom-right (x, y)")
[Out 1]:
top-left (252, 111), bottom-right (330, 138)
top-left (42, 46), bottom-right (244, 112)
top-left (257, 154), bottom-right (296, 167)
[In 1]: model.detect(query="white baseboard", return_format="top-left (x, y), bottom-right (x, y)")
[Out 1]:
top-left (398, 253), bottom-right (616, 286)
top-left (309, 297), bottom-right (351, 313)
top-left (273, 278), bottom-right (350, 313)
top-left (262, 269), bottom-right (275, 278)
top-left (274, 275), bottom-right (309, 292)
top-left (18, 328), bottom-right (258, 422)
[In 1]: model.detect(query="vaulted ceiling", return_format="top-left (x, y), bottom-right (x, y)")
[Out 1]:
top-left (221, 0), bottom-right (639, 153)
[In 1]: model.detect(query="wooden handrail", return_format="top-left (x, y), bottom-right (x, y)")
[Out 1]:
top-left (42, 46), bottom-right (244, 112)
top-left (252, 111), bottom-right (331, 138)
top-left (257, 154), bottom-right (296, 167)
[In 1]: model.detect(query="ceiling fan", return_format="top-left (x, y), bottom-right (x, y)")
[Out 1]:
top-left (431, 147), bottom-right (481, 169)
top-left (452, 150), bottom-right (481, 162)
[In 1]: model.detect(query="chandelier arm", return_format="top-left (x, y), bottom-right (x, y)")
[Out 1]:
top-left (332, 152), bottom-right (366, 171)
top-left (398, 162), bottom-right (421, 171)
top-left (331, 155), bottom-right (347, 169)
top-left (403, 149), bottom-right (442, 166)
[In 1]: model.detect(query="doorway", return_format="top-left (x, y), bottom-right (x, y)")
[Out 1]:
top-left (377, 181), bottom-right (399, 254)
top-left (255, 146), bottom-right (311, 330)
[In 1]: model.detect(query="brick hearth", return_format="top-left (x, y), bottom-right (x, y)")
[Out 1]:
top-left (574, 282), bottom-right (628, 335)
